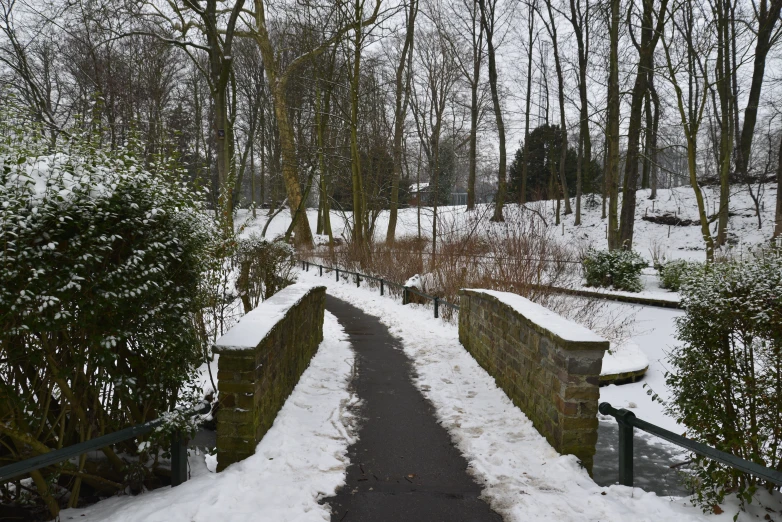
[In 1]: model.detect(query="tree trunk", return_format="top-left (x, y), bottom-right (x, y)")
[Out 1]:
top-left (478, 0), bottom-right (507, 222)
top-left (734, 0), bottom-right (782, 182)
top-left (349, 1), bottom-right (367, 248)
top-left (641, 88), bottom-right (652, 190)
top-left (270, 82), bottom-right (314, 246)
top-left (387, 0), bottom-right (418, 239)
top-left (545, 0), bottom-right (572, 215)
top-left (774, 131), bottom-right (782, 239)
top-left (649, 80), bottom-right (660, 200)
top-left (606, 0), bottom-right (621, 250)
top-left (521, 0), bottom-right (535, 206)
top-left (618, 0), bottom-right (667, 249)
top-left (467, 14), bottom-right (483, 210)
top-left (714, 0), bottom-right (734, 247)
top-left (568, 0), bottom-right (590, 225)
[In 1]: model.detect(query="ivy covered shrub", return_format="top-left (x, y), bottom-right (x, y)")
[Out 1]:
top-left (235, 234), bottom-right (295, 313)
top-left (666, 249), bottom-right (782, 511)
top-left (658, 259), bottom-right (704, 291)
top-left (582, 248), bottom-right (647, 292)
top-left (0, 116), bottom-right (211, 516)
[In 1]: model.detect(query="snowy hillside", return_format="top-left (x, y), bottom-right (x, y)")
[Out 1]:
top-left (240, 183), bottom-right (778, 262)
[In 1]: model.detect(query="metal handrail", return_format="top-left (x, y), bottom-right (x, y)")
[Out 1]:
top-left (0, 402), bottom-right (211, 486)
top-left (598, 402), bottom-right (782, 488)
top-left (299, 259), bottom-right (460, 318)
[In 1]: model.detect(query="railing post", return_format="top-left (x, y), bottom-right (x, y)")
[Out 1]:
top-left (319, 265), bottom-right (323, 277)
top-left (356, 274), bottom-right (360, 288)
top-left (171, 430), bottom-right (187, 487)
top-left (336, 268), bottom-right (340, 282)
top-left (403, 287), bottom-right (409, 305)
top-left (617, 411), bottom-right (636, 487)
top-left (380, 279), bottom-right (384, 296)
top-left (434, 297), bottom-right (439, 318)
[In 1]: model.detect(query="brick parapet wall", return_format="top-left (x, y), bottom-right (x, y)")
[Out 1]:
top-left (458, 289), bottom-right (608, 473)
top-left (213, 283), bottom-right (326, 471)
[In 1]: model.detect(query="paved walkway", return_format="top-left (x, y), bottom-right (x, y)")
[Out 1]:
top-left (324, 295), bottom-right (502, 522)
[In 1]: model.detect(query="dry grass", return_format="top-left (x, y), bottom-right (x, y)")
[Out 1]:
top-left (305, 204), bottom-right (637, 346)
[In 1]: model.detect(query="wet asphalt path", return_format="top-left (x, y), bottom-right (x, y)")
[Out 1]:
top-left (324, 295), bottom-right (502, 522)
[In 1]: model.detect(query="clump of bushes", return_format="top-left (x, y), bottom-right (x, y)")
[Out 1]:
top-left (666, 248), bottom-right (782, 512)
top-left (0, 119), bottom-right (211, 517)
top-left (657, 259), bottom-right (704, 291)
top-left (582, 248), bottom-right (647, 292)
top-left (235, 234), bottom-right (295, 312)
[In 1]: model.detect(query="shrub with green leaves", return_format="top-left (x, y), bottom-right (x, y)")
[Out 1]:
top-left (582, 248), bottom-right (647, 292)
top-left (658, 259), bottom-right (704, 291)
top-left (666, 249), bottom-right (782, 511)
top-left (0, 116), bottom-right (211, 516)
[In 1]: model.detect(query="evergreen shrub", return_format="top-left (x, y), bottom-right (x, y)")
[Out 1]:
top-left (582, 248), bottom-right (646, 292)
top-left (658, 259), bottom-right (704, 291)
top-left (0, 116), bottom-right (211, 515)
top-left (666, 249), bottom-right (782, 511)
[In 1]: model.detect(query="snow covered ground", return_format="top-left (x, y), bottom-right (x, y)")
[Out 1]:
top-left (58, 312), bottom-right (357, 522)
top-left (240, 183), bottom-right (778, 264)
top-left (294, 270), bottom-right (782, 521)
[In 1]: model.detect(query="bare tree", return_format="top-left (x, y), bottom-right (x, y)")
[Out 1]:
top-left (386, 0), bottom-right (419, 242)
top-left (410, 28), bottom-right (459, 265)
top-left (606, 0), bottom-right (621, 249)
top-left (661, 0), bottom-right (716, 261)
top-left (478, 0), bottom-right (508, 222)
top-left (541, 0), bottom-right (572, 216)
top-left (617, 0), bottom-right (668, 249)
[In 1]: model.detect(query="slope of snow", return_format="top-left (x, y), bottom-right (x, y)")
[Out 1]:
top-left (58, 311), bottom-right (356, 522)
top-left (239, 183), bottom-right (778, 263)
top-left (296, 270), bottom-right (781, 521)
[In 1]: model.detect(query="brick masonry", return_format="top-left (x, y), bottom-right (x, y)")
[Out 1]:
top-left (458, 289), bottom-right (609, 473)
top-left (212, 284), bottom-right (326, 471)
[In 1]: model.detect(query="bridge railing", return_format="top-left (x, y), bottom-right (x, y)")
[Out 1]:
top-left (0, 402), bottom-right (211, 486)
top-left (598, 402), bottom-right (782, 488)
top-left (298, 259), bottom-right (459, 319)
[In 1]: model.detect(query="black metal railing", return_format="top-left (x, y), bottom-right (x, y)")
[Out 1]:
top-left (0, 402), bottom-right (211, 487)
top-left (298, 259), bottom-right (459, 319)
top-left (598, 402), bottom-right (782, 488)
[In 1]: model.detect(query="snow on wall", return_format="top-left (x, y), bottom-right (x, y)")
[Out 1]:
top-left (213, 283), bottom-right (327, 470)
top-left (215, 282), bottom-right (323, 350)
top-left (459, 289), bottom-right (609, 473)
top-left (465, 288), bottom-right (606, 344)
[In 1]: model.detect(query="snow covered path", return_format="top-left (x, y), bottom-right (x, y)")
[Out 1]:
top-left (57, 312), bottom-right (357, 522)
top-left (297, 269), bottom-right (777, 522)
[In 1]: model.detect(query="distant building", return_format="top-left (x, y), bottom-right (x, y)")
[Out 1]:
top-left (409, 183), bottom-right (469, 207)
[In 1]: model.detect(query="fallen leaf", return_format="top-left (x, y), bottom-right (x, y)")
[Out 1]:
top-left (712, 505), bottom-right (724, 515)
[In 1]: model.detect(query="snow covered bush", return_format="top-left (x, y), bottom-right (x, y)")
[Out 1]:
top-left (658, 259), bottom-right (704, 291)
top-left (235, 234), bottom-right (295, 312)
top-left (581, 248), bottom-right (646, 292)
top-left (666, 248), bottom-right (782, 511)
top-left (0, 117), bottom-right (211, 516)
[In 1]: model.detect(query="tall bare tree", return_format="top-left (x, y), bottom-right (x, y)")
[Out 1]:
top-left (618, 0), bottom-right (668, 249)
top-left (606, 0), bottom-right (621, 250)
top-left (478, 0), bottom-right (508, 222)
top-left (386, 0), bottom-right (419, 242)
top-left (541, 0), bottom-right (572, 216)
